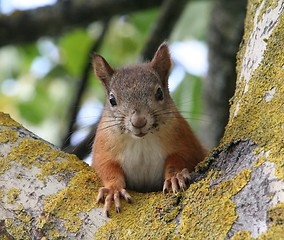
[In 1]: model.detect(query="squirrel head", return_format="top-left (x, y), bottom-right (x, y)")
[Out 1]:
top-left (92, 42), bottom-right (176, 138)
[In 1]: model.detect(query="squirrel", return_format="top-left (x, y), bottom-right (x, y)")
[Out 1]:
top-left (91, 42), bottom-right (207, 217)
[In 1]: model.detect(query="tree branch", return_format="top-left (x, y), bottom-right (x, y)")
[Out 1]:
top-left (140, 0), bottom-right (188, 61)
top-left (61, 18), bottom-right (110, 151)
top-left (0, 0), bottom-right (163, 47)
top-left (63, 123), bottom-right (98, 160)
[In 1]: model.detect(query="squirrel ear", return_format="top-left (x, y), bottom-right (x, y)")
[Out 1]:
top-left (92, 53), bottom-right (114, 90)
top-left (151, 42), bottom-right (172, 84)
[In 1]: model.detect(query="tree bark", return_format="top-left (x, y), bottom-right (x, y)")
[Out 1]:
top-left (0, 0), bottom-right (163, 47)
top-left (1, 0), bottom-right (284, 239)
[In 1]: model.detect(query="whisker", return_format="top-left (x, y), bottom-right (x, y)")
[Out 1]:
top-left (100, 115), bottom-right (125, 119)
top-left (153, 109), bottom-right (203, 118)
top-left (156, 116), bottom-right (207, 122)
top-left (76, 116), bottom-right (101, 120)
top-left (97, 123), bottom-right (122, 132)
top-left (175, 99), bottom-right (196, 106)
top-left (99, 116), bottom-right (124, 124)
top-left (102, 110), bottom-right (126, 117)
top-left (153, 111), bottom-right (179, 116)
top-left (152, 110), bottom-right (176, 117)
top-left (152, 105), bottom-right (176, 113)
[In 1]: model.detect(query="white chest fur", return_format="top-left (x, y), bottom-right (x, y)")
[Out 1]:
top-left (118, 134), bottom-right (166, 192)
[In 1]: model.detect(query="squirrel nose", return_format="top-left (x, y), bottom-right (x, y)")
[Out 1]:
top-left (130, 113), bottom-right (147, 129)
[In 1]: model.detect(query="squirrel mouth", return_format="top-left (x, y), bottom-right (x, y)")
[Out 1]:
top-left (134, 132), bottom-right (146, 138)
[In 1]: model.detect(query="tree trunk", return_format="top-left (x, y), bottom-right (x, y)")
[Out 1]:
top-left (1, 0), bottom-right (284, 239)
top-left (202, 0), bottom-right (246, 148)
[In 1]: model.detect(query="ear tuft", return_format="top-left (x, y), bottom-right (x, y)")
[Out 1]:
top-left (151, 42), bottom-right (172, 84)
top-left (92, 53), bottom-right (114, 90)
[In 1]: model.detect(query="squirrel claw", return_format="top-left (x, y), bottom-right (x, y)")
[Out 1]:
top-left (96, 187), bottom-right (132, 217)
top-left (163, 179), bottom-right (171, 194)
top-left (96, 187), bottom-right (108, 203)
top-left (163, 168), bottom-right (190, 193)
top-left (105, 210), bottom-right (110, 218)
top-left (121, 189), bottom-right (133, 203)
top-left (115, 207), bottom-right (121, 213)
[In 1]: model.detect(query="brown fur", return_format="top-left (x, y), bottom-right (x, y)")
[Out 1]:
top-left (92, 42), bottom-right (207, 216)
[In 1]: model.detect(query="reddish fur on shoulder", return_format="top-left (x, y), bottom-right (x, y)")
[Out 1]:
top-left (160, 111), bottom-right (206, 179)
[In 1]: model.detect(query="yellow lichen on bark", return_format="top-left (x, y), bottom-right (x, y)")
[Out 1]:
top-left (0, 129), bottom-right (18, 143)
top-left (0, 113), bottom-right (101, 237)
top-left (94, 168), bottom-right (252, 239)
top-left (0, 156), bottom-right (11, 174)
top-left (42, 170), bottom-right (99, 233)
top-left (94, 191), bottom-right (181, 239)
top-left (232, 231), bottom-right (254, 240)
top-left (234, 203), bottom-right (284, 239)
top-left (6, 188), bottom-right (20, 204)
top-left (179, 169), bottom-right (251, 239)
top-left (223, 0), bottom-right (284, 179)
top-left (221, 0), bottom-right (284, 238)
top-left (0, 112), bottom-right (22, 127)
top-left (4, 205), bottom-right (33, 240)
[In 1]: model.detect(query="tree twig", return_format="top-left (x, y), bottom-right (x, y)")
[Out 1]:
top-left (140, 0), bottom-right (188, 61)
top-left (61, 18), bottom-right (110, 150)
top-left (63, 123), bottom-right (98, 160)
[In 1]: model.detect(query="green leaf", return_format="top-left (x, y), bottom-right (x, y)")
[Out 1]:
top-left (130, 9), bottom-right (158, 34)
top-left (171, 1), bottom-right (212, 41)
top-left (59, 29), bottom-right (92, 77)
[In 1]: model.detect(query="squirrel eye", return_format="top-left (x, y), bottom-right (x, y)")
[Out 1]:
top-left (155, 87), bottom-right (164, 101)
top-left (109, 93), bottom-right (117, 106)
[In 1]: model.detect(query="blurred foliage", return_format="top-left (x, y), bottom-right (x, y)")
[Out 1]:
top-left (59, 29), bottom-right (93, 77)
top-left (173, 74), bottom-right (203, 136)
top-left (0, 1), bottom-right (211, 145)
top-left (171, 1), bottom-right (211, 41)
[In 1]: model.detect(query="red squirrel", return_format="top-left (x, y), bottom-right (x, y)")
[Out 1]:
top-left (92, 42), bottom-right (207, 216)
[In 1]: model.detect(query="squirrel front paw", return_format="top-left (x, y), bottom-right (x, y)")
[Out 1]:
top-left (97, 187), bottom-right (132, 217)
top-left (163, 168), bottom-right (191, 194)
